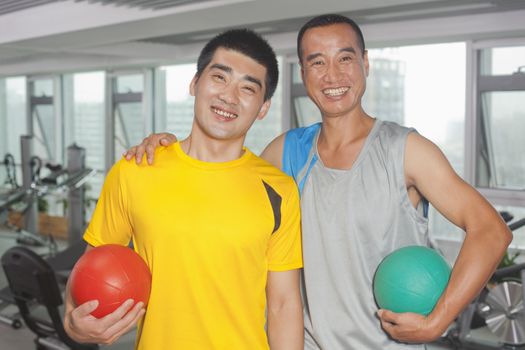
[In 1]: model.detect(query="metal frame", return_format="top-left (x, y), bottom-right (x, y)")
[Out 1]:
top-left (470, 39), bottom-right (525, 206)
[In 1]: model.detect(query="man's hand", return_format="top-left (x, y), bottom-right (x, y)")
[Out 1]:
top-left (64, 299), bottom-right (145, 345)
top-left (123, 133), bottom-right (177, 165)
top-left (377, 309), bottom-right (443, 344)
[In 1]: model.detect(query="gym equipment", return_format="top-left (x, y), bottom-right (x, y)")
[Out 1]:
top-left (69, 244), bottom-right (152, 318)
top-left (1, 245), bottom-right (98, 350)
top-left (439, 215), bottom-right (525, 350)
top-left (373, 245), bottom-right (451, 315)
top-left (0, 239), bottom-right (88, 330)
top-left (3, 153), bottom-right (19, 189)
top-left (1, 137), bottom-right (96, 251)
top-left (0, 136), bottom-right (95, 330)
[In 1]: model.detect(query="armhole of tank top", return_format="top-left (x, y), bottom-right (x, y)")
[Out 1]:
top-left (398, 129), bottom-right (428, 226)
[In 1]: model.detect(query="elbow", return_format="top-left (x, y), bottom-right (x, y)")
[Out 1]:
top-left (494, 224), bottom-right (513, 255)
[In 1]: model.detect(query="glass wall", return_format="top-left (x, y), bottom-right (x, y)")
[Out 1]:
top-left (158, 64), bottom-right (196, 140)
top-left (30, 77), bottom-right (58, 163)
top-left (0, 77), bottom-right (27, 161)
top-left (63, 71), bottom-right (106, 202)
top-left (112, 73), bottom-right (146, 162)
top-left (477, 46), bottom-right (525, 191)
top-left (1, 38), bottom-right (522, 247)
top-left (0, 77), bottom-right (27, 187)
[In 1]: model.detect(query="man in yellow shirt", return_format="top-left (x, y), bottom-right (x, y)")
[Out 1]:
top-left (63, 29), bottom-right (303, 350)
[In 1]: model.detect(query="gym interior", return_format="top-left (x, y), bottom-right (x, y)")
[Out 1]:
top-left (1, 1), bottom-right (525, 349)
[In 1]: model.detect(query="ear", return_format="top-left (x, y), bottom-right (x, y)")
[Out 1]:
top-left (300, 64), bottom-right (306, 83)
top-left (363, 50), bottom-right (370, 77)
top-left (256, 99), bottom-right (272, 121)
top-left (189, 74), bottom-right (198, 97)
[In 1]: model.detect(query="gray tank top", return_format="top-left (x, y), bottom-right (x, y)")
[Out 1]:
top-left (298, 120), bottom-right (430, 349)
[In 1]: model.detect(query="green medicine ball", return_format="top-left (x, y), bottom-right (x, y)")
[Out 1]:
top-left (373, 246), bottom-right (451, 315)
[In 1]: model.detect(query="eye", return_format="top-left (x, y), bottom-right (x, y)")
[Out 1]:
top-left (311, 60), bottom-right (323, 67)
top-left (341, 56), bottom-right (353, 62)
top-left (212, 74), bottom-right (226, 82)
top-left (242, 86), bottom-right (256, 94)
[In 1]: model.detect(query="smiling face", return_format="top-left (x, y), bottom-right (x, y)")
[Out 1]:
top-left (190, 47), bottom-right (271, 143)
top-left (300, 23), bottom-right (369, 119)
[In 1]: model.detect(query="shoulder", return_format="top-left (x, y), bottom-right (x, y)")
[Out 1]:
top-left (261, 123), bottom-right (321, 170)
top-left (377, 120), bottom-right (414, 140)
top-left (111, 145), bottom-right (177, 183)
top-left (247, 153), bottom-right (298, 196)
top-left (286, 123), bottom-right (322, 143)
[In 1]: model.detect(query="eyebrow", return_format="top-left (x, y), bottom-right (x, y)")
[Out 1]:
top-left (210, 63), bottom-right (263, 89)
top-left (305, 47), bottom-right (357, 62)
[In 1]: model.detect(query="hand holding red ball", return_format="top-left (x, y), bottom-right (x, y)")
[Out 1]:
top-left (69, 244), bottom-right (152, 318)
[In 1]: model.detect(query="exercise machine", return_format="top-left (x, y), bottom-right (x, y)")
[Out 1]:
top-left (2, 244), bottom-right (98, 350)
top-left (0, 136), bottom-right (95, 332)
top-left (439, 215), bottom-right (525, 349)
top-left (1, 136), bottom-right (96, 252)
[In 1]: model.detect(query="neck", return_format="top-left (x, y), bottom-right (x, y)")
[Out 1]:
top-left (319, 108), bottom-right (375, 149)
top-left (180, 133), bottom-right (245, 163)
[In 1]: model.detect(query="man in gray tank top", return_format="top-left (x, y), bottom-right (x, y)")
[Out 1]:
top-left (125, 14), bottom-right (512, 350)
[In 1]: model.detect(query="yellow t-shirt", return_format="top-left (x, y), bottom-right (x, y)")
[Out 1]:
top-left (84, 142), bottom-right (302, 350)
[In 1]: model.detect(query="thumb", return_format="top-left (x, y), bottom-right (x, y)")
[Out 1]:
top-left (378, 309), bottom-right (397, 324)
top-left (160, 135), bottom-right (177, 145)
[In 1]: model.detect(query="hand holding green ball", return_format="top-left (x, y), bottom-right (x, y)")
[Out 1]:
top-left (373, 246), bottom-right (451, 315)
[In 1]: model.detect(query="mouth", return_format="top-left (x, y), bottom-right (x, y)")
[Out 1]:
top-left (322, 86), bottom-right (350, 97)
top-left (211, 106), bottom-right (238, 120)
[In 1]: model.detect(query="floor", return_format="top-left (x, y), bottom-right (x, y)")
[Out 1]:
top-left (0, 225), bottom-right (506, 350)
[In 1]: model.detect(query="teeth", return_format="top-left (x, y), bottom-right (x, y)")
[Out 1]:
top-left (323, 87), bottom-right (349, 96)
top-left (213, 108), bottom-right (237, 119)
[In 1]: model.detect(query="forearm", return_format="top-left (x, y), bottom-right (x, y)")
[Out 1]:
top-left (267, 299), bottom-right (304, 350)
top-left (428, 225), bottom-right (511, 336)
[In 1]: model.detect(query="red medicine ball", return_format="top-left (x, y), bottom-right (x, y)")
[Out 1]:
top-left (69, 244), bottom-right (152, 318)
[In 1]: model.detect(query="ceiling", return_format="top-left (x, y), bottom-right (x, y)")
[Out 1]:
top-left (1, 0), bottom-right (525, 76)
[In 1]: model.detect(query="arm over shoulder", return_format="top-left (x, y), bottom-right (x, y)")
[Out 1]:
top-left (260, 133), bottom-right (286, 170)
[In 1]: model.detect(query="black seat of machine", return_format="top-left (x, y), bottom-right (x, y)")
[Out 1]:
top-left (1, 246), bottom-right (98, 350)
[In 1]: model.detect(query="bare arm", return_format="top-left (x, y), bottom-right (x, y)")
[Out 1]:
top-left (266, 269), bottom-right (304, 350)
top-left (260, 133), bottom-right (286, 169)
top-left (379, 133), bottom-right (512, 343)
top-left (63, 244), bottom-right (146, 345)
top-left (125, 131), bottom-right (287, 169)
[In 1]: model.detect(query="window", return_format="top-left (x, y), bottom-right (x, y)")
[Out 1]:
top-left (63, 72), bottom-right (106, 200)
top-left (476, 46), bottom-right (525, 190)
top-left (365, 44), bottom-right (466, 176)
top-left (30, 77), bottom-right (59, 163)
top-left (0, 77), bottom-right (27, 164)
top-left (245, 57), bottom-right (284, 155)
top-left (156, 64), bottom-right (196, 140)
top-left (0, 77), bottom-right (27, 187)
top-left (110, 72), bottom-right (152, 166)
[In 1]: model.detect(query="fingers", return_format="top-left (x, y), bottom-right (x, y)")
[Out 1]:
top-left (72, 300), bottom-right (99, 319)
top-left (160, 134), bottom-right (178, 145)
top-left (377, 309), bottom-right (397, 324)
top-left (135, 145), bottom-right (145, 165)
top-left (123, 146), bottom-right (137, 161)
top-left (145, 144), bottom-right (155, 165)
top-left (65, 299), bottom-right (144, 345)
top-left (104, 301), bottom-right (145, 343)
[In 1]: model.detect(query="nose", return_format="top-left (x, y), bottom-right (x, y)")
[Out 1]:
top-left (218, 82), bottom-right (239, 105)
top-left (323, 61), bottom-right (341, 83)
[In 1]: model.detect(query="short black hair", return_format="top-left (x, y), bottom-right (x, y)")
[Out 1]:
top-left (196, 28), bottom-right (278, 101)
top-left (297, 14), bottom-right (366, 64)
